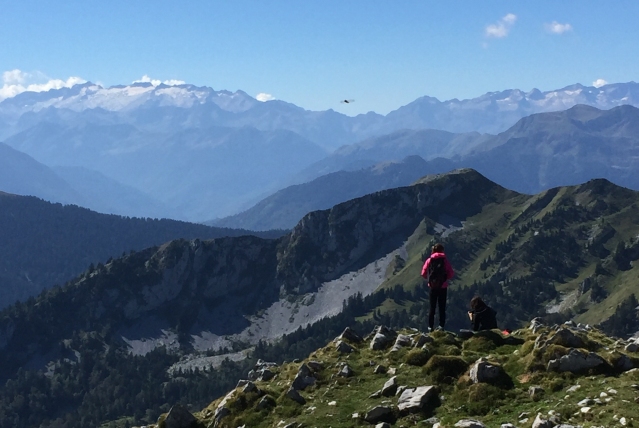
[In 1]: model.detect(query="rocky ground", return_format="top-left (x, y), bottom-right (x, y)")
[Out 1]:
top-left (140, 318), bottom-right (639, 428)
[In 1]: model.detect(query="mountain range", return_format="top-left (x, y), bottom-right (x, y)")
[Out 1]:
top-left (217, 104), bottom-right (639, 230)
top-left (2, 169), bottom-right (639, 427)
top-left (2, 81), bottom-right (639, 220)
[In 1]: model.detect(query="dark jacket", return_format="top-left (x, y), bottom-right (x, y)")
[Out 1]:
top-left (470, 305), bottom-right (498, 331)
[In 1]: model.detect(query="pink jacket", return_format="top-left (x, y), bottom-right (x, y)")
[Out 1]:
top-left (421, 252), bottom-right (455, 289)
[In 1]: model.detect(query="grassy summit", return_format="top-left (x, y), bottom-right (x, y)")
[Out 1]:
top-left (153, 322), bottom-right (639, 428)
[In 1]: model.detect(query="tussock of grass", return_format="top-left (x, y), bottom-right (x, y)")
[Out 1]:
top-left (423, 355), bottom-right (469, 383)
top-left (405, 348), bottom-right (431, 366)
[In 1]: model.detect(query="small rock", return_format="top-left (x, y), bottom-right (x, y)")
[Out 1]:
top-left (242, 381), bottom-right (259, 394)
top-left (328, 400), bottom-right (337, 406)
top-left (454, 419), bottom-right (486, 428)
top-left (547, 328), bottom-right (586, 348)
top-left (413, 333), bottom-right (434, 347)
top-left (369, 390), bottom-right (382, 399)
top-left (162, 404), bottom-right (197, 428)
top-left (580, 407), bottom-right (591, 413)
top-left (470, 358), bottom-right (504, 384)
top-left (373, 365), bottom-right (387, 374)
top-left (370, 333), bottom-right (393, 350)
top-left (532, 413), bottom-right (554, 428)
top-left (626, 342), bottom-right (639, 352)
top-left (529, 317), bottom-right (545, 333)
top-left (256, 395), bottom-right (276, 410)
top-left (335, 340), bottom-right (355, 354)
top-left (381, 376), bottom-right (398, 396)
top-left (375, 423), bottom-right (391, 428)
top-left (397, 385), bottom-right (438, 413)
top-left (291, 366), bottom-right (316, 391)
top-left (338, 364), bottom-right (354, 378)
top-left (258, 368), bottom-right (275, 381)
top-left (547, 349), bottom-right (606, 373)
top-left (255, 359), bottom-right (277, 370)
top-left (387, 367), bottom-right (397, 375)
top-left (391, 334), bottom-right (412, 351)
top-left (566, 384), bottom-right (581, 393)
top-left (364, 405), bottom-right (394, 424)
top-left (338, 327), bottom-right (363, 343)
top-left (500, 424), bottom-right (517, 428)
top-left (529, 385), bottom-right (544, 401)
top-left (286, 387), bottom-right (306, 405)
top-left (307, 360), bottom-right (324, 372)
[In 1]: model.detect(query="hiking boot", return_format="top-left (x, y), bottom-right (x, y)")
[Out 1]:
top-left (435, 326), bottom-right (444, 332)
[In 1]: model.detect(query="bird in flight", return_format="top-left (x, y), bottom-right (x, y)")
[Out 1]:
top-left (340, 99), bottom-right (355, 104)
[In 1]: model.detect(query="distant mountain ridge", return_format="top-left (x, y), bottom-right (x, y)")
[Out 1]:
top-left (217, 104), bottom-right (639, 230)
top-left (212, 155), bottom-right (455, 231)
top-left (3, 81), bottom-right (639, 139)
top-left (2, 81), bottom-right (639, 220)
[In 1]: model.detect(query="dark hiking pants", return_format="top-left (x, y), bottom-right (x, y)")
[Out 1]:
top-left (429, 287), bottom-right (447, 329)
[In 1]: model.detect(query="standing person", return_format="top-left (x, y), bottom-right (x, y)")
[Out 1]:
top-left (421, 243), bottom-right (455, 332)
top-left (468, 296), bottom-right (498, 331)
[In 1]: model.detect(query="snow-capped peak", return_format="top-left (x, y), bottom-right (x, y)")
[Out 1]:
top-left (0, 82), bottom-right (259, 115)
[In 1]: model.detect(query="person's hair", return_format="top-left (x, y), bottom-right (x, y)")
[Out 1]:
top-left (431, 243), bottom-right (444, 253)
top-left (470, 296), bottom-right (485, 311)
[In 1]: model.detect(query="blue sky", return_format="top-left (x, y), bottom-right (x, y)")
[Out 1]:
top-left (1, 1), bottom-right (638, 115)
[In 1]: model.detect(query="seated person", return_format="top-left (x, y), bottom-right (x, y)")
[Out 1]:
top-left (468, 296), bottom-right (498, 331)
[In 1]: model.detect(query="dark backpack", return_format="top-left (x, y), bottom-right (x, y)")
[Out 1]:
top-left (428, 257), bottom-right (448, 289)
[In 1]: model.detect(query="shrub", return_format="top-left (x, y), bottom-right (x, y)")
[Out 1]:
top-left (465, 383), bottom-right (505, 416)
top-left (405, 349), bottom-right (430, 366)
top-left (462, 336), bottom-right (498, 354)
top-left (423, 355), bottom-right (469, 383)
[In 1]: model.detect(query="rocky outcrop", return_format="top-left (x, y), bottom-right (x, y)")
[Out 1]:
top-left (397, 385), bottom-right (438, 413)
top-left (369, 325), bottom-right (398, 350)
top-left (469, 358), bottom-right (505, 384)
top-left (547, 349), bottom-right (606, 373)
top-left (291, 363), bottom-right (316, 390)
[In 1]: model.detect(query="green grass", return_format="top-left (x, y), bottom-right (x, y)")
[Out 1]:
top-left (171, 325), bottom-right (639, 428)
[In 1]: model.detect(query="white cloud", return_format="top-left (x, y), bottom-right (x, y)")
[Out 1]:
top-left (485, 13), bottom-right (517, 38)
top-left (545, 21), bottom-right (573, 34)
top-left (593, 78), bottom-right (608, 88)
top-left (132, 75), bottom-right (185, 86)
top-left (256, 92), bottom-right (275, 102)
top-left (0, 69), bottom-right (86, 101)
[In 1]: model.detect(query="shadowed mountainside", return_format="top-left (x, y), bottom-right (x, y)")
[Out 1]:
top-left (0, 192), bottom-right (282, 309)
